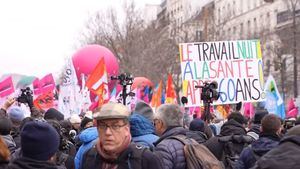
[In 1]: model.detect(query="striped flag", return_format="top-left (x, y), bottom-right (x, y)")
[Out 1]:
top-left (86, 58), bottom-right (109, 106)
top-left (0, 76), bottom-right (15, 98)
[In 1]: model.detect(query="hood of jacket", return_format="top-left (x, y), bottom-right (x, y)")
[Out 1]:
top-left (129, 114), bottom-right (155, 137)
top-left (186, 131), bottom-right (208, 143)
top-left (252, 133), bottom-right (281, 156)
top-left (220, 119), bottom-right (246, 136)
top-left (1, 134), bottom-right (16, 152)
top-left (8, 157), bottom-right (58, 169)
top-left (79, 127), bottom-right (98, 143)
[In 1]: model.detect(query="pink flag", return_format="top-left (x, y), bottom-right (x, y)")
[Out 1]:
top-left (0, 76), bottom-right (15, 98)
top-left (34, 74), bottom-right (56, 95)
top-left (244, 102), bottom-right (254, 118)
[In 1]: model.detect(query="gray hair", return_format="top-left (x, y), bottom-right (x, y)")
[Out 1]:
top-left (155, 104), bottom-right (183, 127)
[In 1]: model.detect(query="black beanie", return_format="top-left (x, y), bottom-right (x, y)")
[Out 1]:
top-left (44, 108), bottom-right (64, 121)
top-left (21, 121), bottom-right (59, 161)
top-left (228, 112), bottom-right (247, 125)
top-left (254, 109), bottom-right (268, 124)
top-left (0, 117), bottom-right (13, 135)
top-left (80, 117), bottom-right (93, 129)
top-left (189, 118), bottom-right (205, 132)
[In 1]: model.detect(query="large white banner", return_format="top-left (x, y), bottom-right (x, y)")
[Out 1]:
top-left (180, 40), bottom-right (265, 107)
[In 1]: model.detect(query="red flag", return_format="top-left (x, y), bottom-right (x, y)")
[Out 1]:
top-left (151, 81), bottom-right (162, 108)
top-left (0, 76), bottom-right (15, 98)
top-left (33, 91), bottom-right (54, 109)
top-left (165, 74), bottom-right (176, 103)
top-left (86, 58), bottom-right (109, 106)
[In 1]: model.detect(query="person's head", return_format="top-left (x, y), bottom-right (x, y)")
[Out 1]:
top-left (261, 114), bottom-right (282, 135)
top-left (189, 118), bottom-right (205, 132)
top-left (154, 104), bottom-right (183, 136)
top-left (80, 111), bottom-right (94, 130)
top-left (44, 108), bottom-right (64, 121)
top-left (286, 125), bottom-right (300, 136)
top-left (0, 117), bottom-right (12, 135)
top-left (253, 109), bottom-right (268, 124)
top-left (227, 112), bottom-right (247, 126)
top-left (21, 120), bottom-right (59, 161)
top-left (8, 106), bottom-right (25, 124)
top-left (134, 101), bottom-right (154, 121)
top-left (93, 102), bottom-right (131, 153)
top-left (69, 114), bottom-right (81, 130)
top-left (0, 136), bottom-right (10, 161)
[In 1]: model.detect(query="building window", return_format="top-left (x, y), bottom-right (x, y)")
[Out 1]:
top-left (254, 18), bottom-right (257, 37)
top-left (196, 30), bottom-right (202, 41)
top-left (240, 0), bottom-right (243, 14)
top-left (240, 23), bottom-right (244, 38)
top-left (233, 26), bottom-right (237, 39)
top-left (218, 8), bottom-right (221, 24)
top-left (233, 1), bottom-right (236, 16)
top-left (247, 20), bottom-right (251, 37)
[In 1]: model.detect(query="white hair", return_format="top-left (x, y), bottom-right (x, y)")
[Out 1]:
top-left (155, 104), bottom-right (183, 127)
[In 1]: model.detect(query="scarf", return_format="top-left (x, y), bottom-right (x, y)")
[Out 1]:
top-left (97, 134), bottom-right (132, 169)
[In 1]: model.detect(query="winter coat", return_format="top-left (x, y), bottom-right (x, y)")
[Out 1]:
top-left (7, 157), bottom-right (60, 169)
top-left (252, 135), bottom-right (300, 169)
top-left (0, 156), bottom-right (8, 169)
top-left (153, 127), bottom-right (188, 169)
top-left (129, 114), bottom-right (159, 149)
top-left (235, 133), bottom-right (280, 169)
top-left (204, 119), bottom-right (247, 160)
top-left (81, 143), bottom-right (163, 169)
top-left (1, 135), bottom-right (16, 154)
top-left (74, 127), bottom-right (98, 169)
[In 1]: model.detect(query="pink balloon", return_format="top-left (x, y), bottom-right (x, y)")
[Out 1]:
top-left (131, 77), bottom-right (153, 89)
top-left (72, 45), bottom-right (119, 91)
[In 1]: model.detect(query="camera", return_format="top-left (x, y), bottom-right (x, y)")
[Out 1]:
top-left (17, 87), bottom-right (33, 108)
top-left (197, 81), bottom-right (220, 103)
top-left (111, 73), bottom-right (133, 86)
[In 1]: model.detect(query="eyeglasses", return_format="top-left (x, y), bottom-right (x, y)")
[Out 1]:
top-left (97, 123), bottom-right (127, 131)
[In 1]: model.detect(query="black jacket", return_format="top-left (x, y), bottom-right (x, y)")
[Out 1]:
top-left (0, 157), bottom-right (8, 169)
top-left (186, 131), bottom-right (208, 144)
top-left (204, 119), bottom-right (247, 160)
top-left (7, 157), bottom-right (58, 169)
top-left (235, 133), bottom-right (280, 169)
top-left (82, 143), bottom-right (162, 169)
top-left (252, 135), bottom-right (300, 169)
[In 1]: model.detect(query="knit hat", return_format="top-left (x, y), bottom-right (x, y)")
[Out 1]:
top-left (0, 117), bottom-right (13, 135)
top-left (80, 116), bottom-right (93, 129)
top-left (254, 109), bottom-right (268, 124)
top-left (8, 106), bottom-right (25, 123)
top-left (134, 101), bottom-right (154, 121)
top-left (69, 114), bottom-right (81, 124)
top-left (21, 121), bottom-right (59, 161)
top-left (189, 118), bottom-right (205, 132)
top-left (44, 108), bottom-right (64, 121)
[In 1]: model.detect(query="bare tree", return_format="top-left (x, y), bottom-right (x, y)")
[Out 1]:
top-left (80, 0), bottom-right (179, 92)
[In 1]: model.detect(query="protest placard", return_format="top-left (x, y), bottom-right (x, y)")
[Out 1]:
top-left (180, 40), bottom-right (265, 107)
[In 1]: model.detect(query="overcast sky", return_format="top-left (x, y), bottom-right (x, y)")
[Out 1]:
top-left (0, 0), bottom-right (161, 78)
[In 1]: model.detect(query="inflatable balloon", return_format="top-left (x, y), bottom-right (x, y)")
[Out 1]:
top-left (72, 45), bottom-right (119, 92)
top-left (131, 77), bottom-right (153, 89)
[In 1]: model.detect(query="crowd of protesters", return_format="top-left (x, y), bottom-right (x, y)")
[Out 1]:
top-left (0, 97), bottom-right (300, 169)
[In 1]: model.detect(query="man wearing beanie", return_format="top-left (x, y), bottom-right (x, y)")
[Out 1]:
top-left (8, 121), bottom-right (60, 169)
top-left (186, 118), bottom-right (209, 144)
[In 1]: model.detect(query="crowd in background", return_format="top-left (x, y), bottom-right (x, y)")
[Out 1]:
top-left (0, 97), bottom-right (300, 169)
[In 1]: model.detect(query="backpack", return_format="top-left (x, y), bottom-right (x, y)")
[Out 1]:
top-left (218, 135), bottom-right (253, 169)
top-left (169, 135), bottom-right (224, 169)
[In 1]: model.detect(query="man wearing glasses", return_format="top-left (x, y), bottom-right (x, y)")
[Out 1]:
top-left (81, 102), bottom-right (162, 169)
